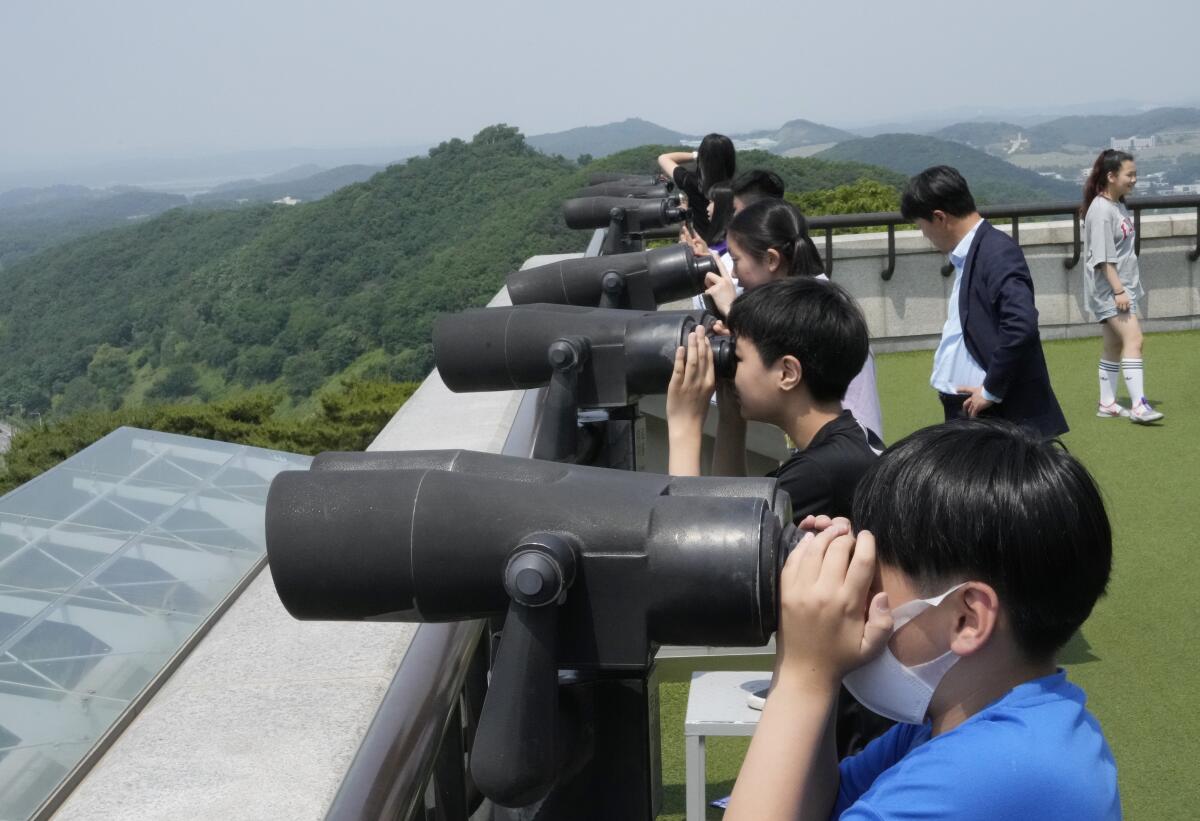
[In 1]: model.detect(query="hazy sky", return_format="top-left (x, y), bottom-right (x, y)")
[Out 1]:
top-left (2, 0), bottom-right (1197, 167)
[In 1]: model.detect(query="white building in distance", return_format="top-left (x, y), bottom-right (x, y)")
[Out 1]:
top-left (1110, 135), bottom-right (1157, 150)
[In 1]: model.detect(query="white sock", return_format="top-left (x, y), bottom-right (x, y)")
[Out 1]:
top-left (1121, 359), bottom-right (1145, 404)
top-left (1099, 359), bottom-right (1119, 406)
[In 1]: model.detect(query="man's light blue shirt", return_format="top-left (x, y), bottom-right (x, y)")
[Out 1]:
top-left (929, 219), bottom-right (1001, 402)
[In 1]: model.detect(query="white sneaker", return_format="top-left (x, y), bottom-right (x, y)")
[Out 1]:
top-left (1130, 399), bottom-right (1164, 424)
top-left (1096, 402), bottom-right (1129, 418)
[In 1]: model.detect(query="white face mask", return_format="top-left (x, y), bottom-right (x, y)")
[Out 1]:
top-left (842, 583), bottom-right (966, 724)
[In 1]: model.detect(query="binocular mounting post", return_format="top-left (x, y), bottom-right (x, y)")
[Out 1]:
top-left (597, 267), bottom-right (659, 311)
top-left (475, 531), bottom-right (662, 820)
top-left (531, 337), bottom-right (588, 463)
top-left (470, 534), bottom-right (577, 808)
top-left (600, 207), bottom-right (642, 255)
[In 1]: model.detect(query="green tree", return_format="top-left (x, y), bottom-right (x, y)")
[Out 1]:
top-left (319, 327), bottom-right (365, 372)
top-left (87, 344), bottom-right (133, 407)
top-left (233, 346), bottom-right (285, 384)
top-left (148, 364), bottom-right (199, 399)
top-left (789, 178), bottom-right (901, 216)
top-left (282, 352), bottom-right (326, 397)
top-left (54, 376), bottom-right (101, 415)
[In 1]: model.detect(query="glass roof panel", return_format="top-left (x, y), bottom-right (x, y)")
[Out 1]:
top-left (0, 427), bottom-right (310, 819)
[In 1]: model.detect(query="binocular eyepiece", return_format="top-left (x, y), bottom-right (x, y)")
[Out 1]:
top-left (433, 305), bottom-right (735, 407)
top-left (506, 245), bottom-right (718, 310)
top-left (563, 196), bottom-right (688, 233)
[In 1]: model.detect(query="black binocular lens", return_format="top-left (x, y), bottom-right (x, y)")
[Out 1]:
top-left (679, 319), bottom-right (736, 381)
top-left (711, 336), bottom-right (736, 381)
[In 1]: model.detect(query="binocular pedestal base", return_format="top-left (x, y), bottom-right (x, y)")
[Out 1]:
top-left (491, 667), bottom-right (661, 821)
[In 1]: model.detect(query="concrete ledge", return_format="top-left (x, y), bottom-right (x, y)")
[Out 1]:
top-left (52, 572), bottom-right (418, 821)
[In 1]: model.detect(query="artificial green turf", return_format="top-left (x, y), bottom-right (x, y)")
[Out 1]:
top-left (655, 329), bottom-right (1200, 820)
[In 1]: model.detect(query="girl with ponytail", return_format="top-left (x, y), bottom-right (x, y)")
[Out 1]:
top-left (704, 198), bottom-right (884, 439)
top-left (1081, 149), bottom-right (1163, 423)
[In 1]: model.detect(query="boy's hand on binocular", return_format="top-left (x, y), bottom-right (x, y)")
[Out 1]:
top-left (776, 519), bottom-right (892, 694)
top-left (667, 327), bottom-right (716, 431)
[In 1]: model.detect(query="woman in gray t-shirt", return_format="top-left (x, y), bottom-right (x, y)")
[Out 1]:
top-left (1081, 149), bottom-right (1163, 423)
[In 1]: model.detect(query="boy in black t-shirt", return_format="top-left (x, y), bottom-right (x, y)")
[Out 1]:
top-left (670, 275), bottom-right (891, 759)
top-left (666, 277), bottom-right (881, 522)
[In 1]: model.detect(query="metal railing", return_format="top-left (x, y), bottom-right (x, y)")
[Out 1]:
top-left (649, 193), bottom-right (1200, 281)
top-left (325, 622), bottom-right (487, 820)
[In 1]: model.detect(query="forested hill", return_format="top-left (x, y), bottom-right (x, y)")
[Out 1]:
top-left (0, 125), bottom-right (585, 415)
top-left (0, 126), bottom-right (907, 418)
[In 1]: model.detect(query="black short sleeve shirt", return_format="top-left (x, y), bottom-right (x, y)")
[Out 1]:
top-left (766, 411), bottom-right (884, 523)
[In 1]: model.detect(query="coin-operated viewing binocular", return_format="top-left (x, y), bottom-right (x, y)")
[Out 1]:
top-left (506, 245), bottom-right (717, 310)
top-left (563, 195), bottom-right (687, 232)
top-left (434, 304), bottom-right (735, 406)
top-left (563, 195), bottom-right (689, 254)
top-left (434, 304), bottom-right (734, 462)
top-left (585, 172), bottom-right (662, 186)
top-left (573, 180), bottom-right (673, 199)
top-left (266, 449), bottom-right (792, 816)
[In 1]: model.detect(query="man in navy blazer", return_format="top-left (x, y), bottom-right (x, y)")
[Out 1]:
top-left (901, 166), bottom-right (1068, 437)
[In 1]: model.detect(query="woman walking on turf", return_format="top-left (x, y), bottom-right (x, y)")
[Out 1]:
top-left (1082, 149), bottom-right (1163, 423)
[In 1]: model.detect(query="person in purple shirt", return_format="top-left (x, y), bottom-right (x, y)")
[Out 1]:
top-left (723, 420), bottom-right (1120, 820)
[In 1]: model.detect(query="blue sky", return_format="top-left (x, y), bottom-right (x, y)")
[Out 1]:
top-left (2, 0), bottom-right (1197, 165)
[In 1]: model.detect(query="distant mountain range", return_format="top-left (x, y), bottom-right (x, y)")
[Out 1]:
top-left (741, 119), bottom-right (858, 154)
top-left (527, 107), bottom-right (1200, 165)
top-left (207, 163), bottom-right (329, 193)
top-left (193, 164), bottom-right (385, 204)
top-left (0, 164), bottom-right (393, 266)
top-left (815, 135), bottom-right (1079, 202)
top-left (934, 107), bottom-right (1200, 154)
top-left (8, 105), bottom-right (1198, 273)
top-left (527, 118), bottom-right (695, 159)
top-left (527, 116), bottom-right (858, 160)
top-left (0, 144), bottom-right (428, 194)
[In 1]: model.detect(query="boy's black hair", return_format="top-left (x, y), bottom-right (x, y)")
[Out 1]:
top-left (899, 165), bottom-right (978, 221)
top-left (852, 419), bottom-right (1112, 661)
top-left (731, 169), bottom-right (786, 205)
top-left (726, 277), bottom-right (867, 402)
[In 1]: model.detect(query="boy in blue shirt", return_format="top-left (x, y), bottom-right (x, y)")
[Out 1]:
top-left (724, 419), bottom-right (1120, 820)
